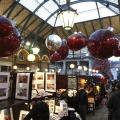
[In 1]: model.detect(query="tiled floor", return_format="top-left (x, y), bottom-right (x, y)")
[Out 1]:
top-left (87, 105), bottom-right (108, 120)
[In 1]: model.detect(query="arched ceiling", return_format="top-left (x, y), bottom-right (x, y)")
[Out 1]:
top-left (0, 0), bottom-right (120, 55)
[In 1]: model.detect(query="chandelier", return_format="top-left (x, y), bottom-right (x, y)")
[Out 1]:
top-left (58, 7), bottom-right (78, 30)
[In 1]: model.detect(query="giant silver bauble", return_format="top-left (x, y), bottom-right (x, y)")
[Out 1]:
top-left (45, 34), bottom-right (62, 51)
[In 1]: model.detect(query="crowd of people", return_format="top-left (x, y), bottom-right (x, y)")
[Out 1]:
top-left (107, 80), bottom-right (120, 120)
top-left (23, 80), bottom-right (120, 120)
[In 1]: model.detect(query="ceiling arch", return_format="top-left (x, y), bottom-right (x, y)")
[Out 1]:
top-left (0, 0), bottom-right (120, 56)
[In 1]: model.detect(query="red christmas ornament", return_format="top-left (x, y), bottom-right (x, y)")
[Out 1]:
top-left (0, 16), bottom-right (13, 37)
top-left (0, 33), bottom-right (20, 57)
top-left (57, 39), bottom-right (69, 59)
top-left (67, 33), bottom-right (87, 51)
top-left (113, 47), bottom-right (120, 57)
top-left (87, 29), bottom-right (119, 59)
top-left (50, 52), bottom-right (61, 62)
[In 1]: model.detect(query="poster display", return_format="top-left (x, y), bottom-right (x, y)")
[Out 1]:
top-left (45, 99), bottom-right (55, 113)
top-left (68, 76), bottom-right (77, 90)
top-left (0, 72), bottom-right (10, 100)
top-left (31, 72), bottom-right (45, 98)
top-left (32, 72), bottom-right (44, 91)
top-left (45, 72), bottom-right (56, 92)
top-left (15, 73), bottom-right (30, 100)
top-left (59, 100), bottom-right (68, 117)
top-left (0, 108), bottom-right (13, 120)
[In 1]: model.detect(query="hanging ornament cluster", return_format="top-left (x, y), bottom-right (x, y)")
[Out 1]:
top-left (0, 16), bottom-right (20, 57)
top-left (45, 34), bottom-right (67, 62)
top-left (45, 33), bottom-right (87, 62)
top-left (87, 29), bottom-right (119, 59)
top-left (67, 32), bottom-right (87, 51)
top-left (45, 28), bottom-right (120, 62)
top-left (49, 39), bottom-right (69, 62)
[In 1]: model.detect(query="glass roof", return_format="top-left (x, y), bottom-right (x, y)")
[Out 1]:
top-left (18, 0), bottom-right (117, 27)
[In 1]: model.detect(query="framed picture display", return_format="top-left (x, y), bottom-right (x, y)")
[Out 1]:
top-left (60, 100), bottom-right (68, 117)
top-left (0, 72), bottom-right (10, 100)
top-left (68, 76), bottom-right (77, 90)
top-left (45, 72), bottom-right (56, 92)
top-left (45, 99), bottom-right (55, 113)
top-left (19, 110), bottom-right (29, 120)
top-left (55, 105), bottom-right (61, 114)
top-left (32, 72), bottom-right (45, 98)
top-left (15, 73), bottom-right (30, 100)
top-left (32, 72), bottom-right (44, 91)
top-left (0, 108), bottom-right (14, 120)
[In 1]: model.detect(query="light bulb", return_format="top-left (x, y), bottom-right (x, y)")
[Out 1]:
top-left (13, 65), bottom-right (17, 70)
top-left (45, 69), bottom-right (48, 72)
top-left (78, 66), bottom-right (82, 70)
top-left (70, 64), bottom-right (75, 69)
top-left (32, 47), bottom-right (40, 54)
top-left (26, 41), bottom-right (30, 46)
top-left (27, 54), bottom-right (35, 61)
top-left (26, 67), bottom-right (30, 71)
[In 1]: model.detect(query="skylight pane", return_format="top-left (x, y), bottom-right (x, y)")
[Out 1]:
top-left (43, 0), bottom-right (59, 13)
top-left (99, 7), bottom-right (116, 17)
top-left (36, 6), bottom-right (50, 20)
top-left (71, 2), bottom-right (97, 13)
top-left (108, 0), bottom-right (118, 4)
top-left (47, 14), bottom-right (61, 26)
top-left (56, 0), bottom-right (76, 5)
top-left (49, 15), bottom-right (62, 27)
top-left (19, 0), bottom-right (43, 12)
top-left (74, 9), bottom-right (99, 23)
top-left (97, 3), bottom-right (116, 17)
top-left (56, 0), bottom-right (66, 4)
top-left (109, 5), bottom-right (119, 14)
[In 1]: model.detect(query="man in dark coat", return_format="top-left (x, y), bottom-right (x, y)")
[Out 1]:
top-left (107, 81), bottom-right (120, 120)
top-left (24, 101), bottom-right (49, 120)
top-left (76, 88), bottom-right (88, 120)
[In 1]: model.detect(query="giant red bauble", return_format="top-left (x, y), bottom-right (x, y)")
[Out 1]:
top-left (57, 39), bottom-right (69, 59)
top-left (50, 52), bottom-right (61, 62)
top-left (67, 33), bottom-right (87, 51)
top-left (87, 29), bottom-right (119, 59)
top-left (0, 33), bottom-right (20, 57)
top-left (0, 16), bottom-right (13, 37)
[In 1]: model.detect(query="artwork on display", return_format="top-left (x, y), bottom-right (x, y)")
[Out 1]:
top-left (31, 72), bottom-right (45, 98)
top-left (45, 72), bottom-right (56, 92)
top-left (32, 72), bottom-right (44, 90)
top-left (59, 100), bottom-right (68, 117)
top-left (15, 73), bottom-right (30, 100)
top-left (31, 89), bottom-right (38, 99)
top-left (0, 72), bottom-right (10, 100)
top-left (68, 76), bottom-right (77, 90)
top-left (19, 110), bottom-right (29, 120)
top-left (55, 105), bottom-right (62, 114)
top-left (0, 108), bottom-right (14, 120)
top-left (45, 99), bottom-right (55, 113)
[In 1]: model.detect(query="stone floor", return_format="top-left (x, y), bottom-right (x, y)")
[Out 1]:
top-left (87, 105), bottom-right (108, 120)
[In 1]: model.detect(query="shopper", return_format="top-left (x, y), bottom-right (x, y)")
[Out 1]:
top-left (76, 87), bottom-right (88, 120)
top-left (24, 101), bottom-right (49, 120)
top-left (107, 81), bottom-right (120, 120)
